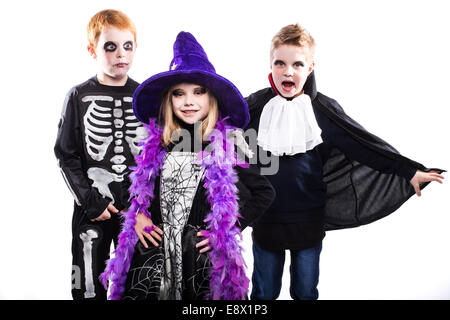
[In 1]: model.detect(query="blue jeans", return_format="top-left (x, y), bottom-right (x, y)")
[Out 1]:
top-left (250, 243), bottom-right (322, 300)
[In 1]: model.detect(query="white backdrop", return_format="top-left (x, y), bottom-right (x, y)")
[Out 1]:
top-left (0, 0), bottom-right (449, 300)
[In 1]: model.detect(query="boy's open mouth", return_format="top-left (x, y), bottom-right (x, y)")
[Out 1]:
top-left (281, 81), bottom-right (296, 92)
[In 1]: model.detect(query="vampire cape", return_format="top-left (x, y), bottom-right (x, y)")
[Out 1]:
top-left (246, 72), bottom-right (444, 231)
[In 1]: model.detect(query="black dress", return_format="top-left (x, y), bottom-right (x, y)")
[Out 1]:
top-left (122, 124), bottom-right (275, 300)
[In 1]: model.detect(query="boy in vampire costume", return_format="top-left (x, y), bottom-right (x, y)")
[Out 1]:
top-left (246, 24), bottom-right (444, 300)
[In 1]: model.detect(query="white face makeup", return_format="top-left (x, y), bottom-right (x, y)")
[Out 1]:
top-left (271, 44), bottom-right (314, 98)
top-left (91, 26), bottom-right (136, 86)
top-left (171, 83), bottom-right (211, 125)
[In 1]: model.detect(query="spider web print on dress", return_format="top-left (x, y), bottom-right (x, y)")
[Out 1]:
top-left (183, 225), bottom-right (213, 299)
top-left (122, 246), bottom-right (165, 300)
top-left (159, 152), bottom-right (205, 299)
top-left (185, 254), bottom-right (211, 299)
top-left (122, 225), bottom-right (212, 300)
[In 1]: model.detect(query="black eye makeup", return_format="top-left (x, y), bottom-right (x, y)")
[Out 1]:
top-left (194, 87), bottom-right (207, 95)
top-left (172, 89), bottom-right (184, 97)
top-left (274, 60), bottom-right (285, 66)
top-left (123, 41), bottom-right (134, 51)
top-left (104, 41), bottom-right (117, 52)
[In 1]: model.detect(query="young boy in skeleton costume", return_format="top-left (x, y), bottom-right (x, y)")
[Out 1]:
top-left (54, 9), bottom-right (145, 300)
top-left (100, 32), bottom-right (275, 300)
top-left (246, 24), bottom-right (444, 300)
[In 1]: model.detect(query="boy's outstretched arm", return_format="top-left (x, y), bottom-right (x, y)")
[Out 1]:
top-left (410, 170), bottom-right (444, 196)
top-left (319, 107), bottom-right (444, 196)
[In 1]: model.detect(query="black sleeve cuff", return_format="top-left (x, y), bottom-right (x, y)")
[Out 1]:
top-left (397, 164), bottom-right (417, 181)
top-left (85, 197), bottom-right (111, 220)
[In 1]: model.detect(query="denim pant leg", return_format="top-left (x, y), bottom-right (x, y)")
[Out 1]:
top-left (289, 242), bottom-right (322, 300)
top-left (250, 244), bottom-right (285, 300)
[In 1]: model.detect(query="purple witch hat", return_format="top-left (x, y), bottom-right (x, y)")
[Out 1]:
top-left (133, 31), bottom-right (250, 128)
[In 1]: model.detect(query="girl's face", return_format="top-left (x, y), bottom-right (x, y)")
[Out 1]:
top-left (270, 44), bottom-right (314, 98)
top-left (171, 83), bottom-right (211, 124)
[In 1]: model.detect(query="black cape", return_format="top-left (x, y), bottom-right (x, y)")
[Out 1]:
top-left (246, 72), bottom-right (444, 231)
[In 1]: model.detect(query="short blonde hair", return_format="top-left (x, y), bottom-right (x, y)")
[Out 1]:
top-left (271, 24), bottom-right (315, 62)
top-left (159, 86), bottom-right (219, 147)
top-left (87, 9), bottom-right (137, 48)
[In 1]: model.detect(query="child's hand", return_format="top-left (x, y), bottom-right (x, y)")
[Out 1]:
top-left (410, 170), bottom-right (444, 196)
top-left (91, 204), bottom-right (118, 222)
top-left (196, 230), bottom-right (212, 253)
top-left (135, 213), bottom-right (163, 248)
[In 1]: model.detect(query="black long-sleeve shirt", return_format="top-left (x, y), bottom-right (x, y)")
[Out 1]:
top-left (54, 76), bottom-right (140, 219)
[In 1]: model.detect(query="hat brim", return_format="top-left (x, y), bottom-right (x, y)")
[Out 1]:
top-left (133, 70), bottom-right (250, 128)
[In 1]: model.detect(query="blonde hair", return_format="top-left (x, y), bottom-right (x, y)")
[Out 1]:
top-left (271, 24), bottom-right (315, 62)
top-left (87, 9), bottom-right (137, 48)
top-left (159, 86), bottom-right (219, 147)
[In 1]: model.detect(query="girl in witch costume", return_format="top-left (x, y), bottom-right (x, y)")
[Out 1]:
top-left (100, 32), bottom-right (275, 300)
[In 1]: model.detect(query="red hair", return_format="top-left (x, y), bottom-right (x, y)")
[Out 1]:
top-left (87, 9), bottom-right (136, 47)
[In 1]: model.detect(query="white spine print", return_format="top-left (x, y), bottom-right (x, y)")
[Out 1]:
top-left (124, 107), bottom-right (148, 156)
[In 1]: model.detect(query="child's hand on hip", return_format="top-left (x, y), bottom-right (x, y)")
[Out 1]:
top-left (90, 204), bottom-right (118, 222)
top-left (196, 230), bottom-right (212, 253)
top-left (135, 212), bottom-right (163, 248)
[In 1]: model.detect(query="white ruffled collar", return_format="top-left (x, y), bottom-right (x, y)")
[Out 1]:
top-left (257, 93), bottom-right (323, 156)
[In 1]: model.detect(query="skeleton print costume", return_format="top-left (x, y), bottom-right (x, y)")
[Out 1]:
top-left (54, 76), bottom-right (146, 300)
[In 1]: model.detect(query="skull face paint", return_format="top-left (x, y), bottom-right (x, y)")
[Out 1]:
top-left (93, 26), bottom-right (136, 85)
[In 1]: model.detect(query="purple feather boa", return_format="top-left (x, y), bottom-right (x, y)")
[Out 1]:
top-left (100, 119), bottom-right (249, 300)
top-left (198, 120), bottom-right (249, 300)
